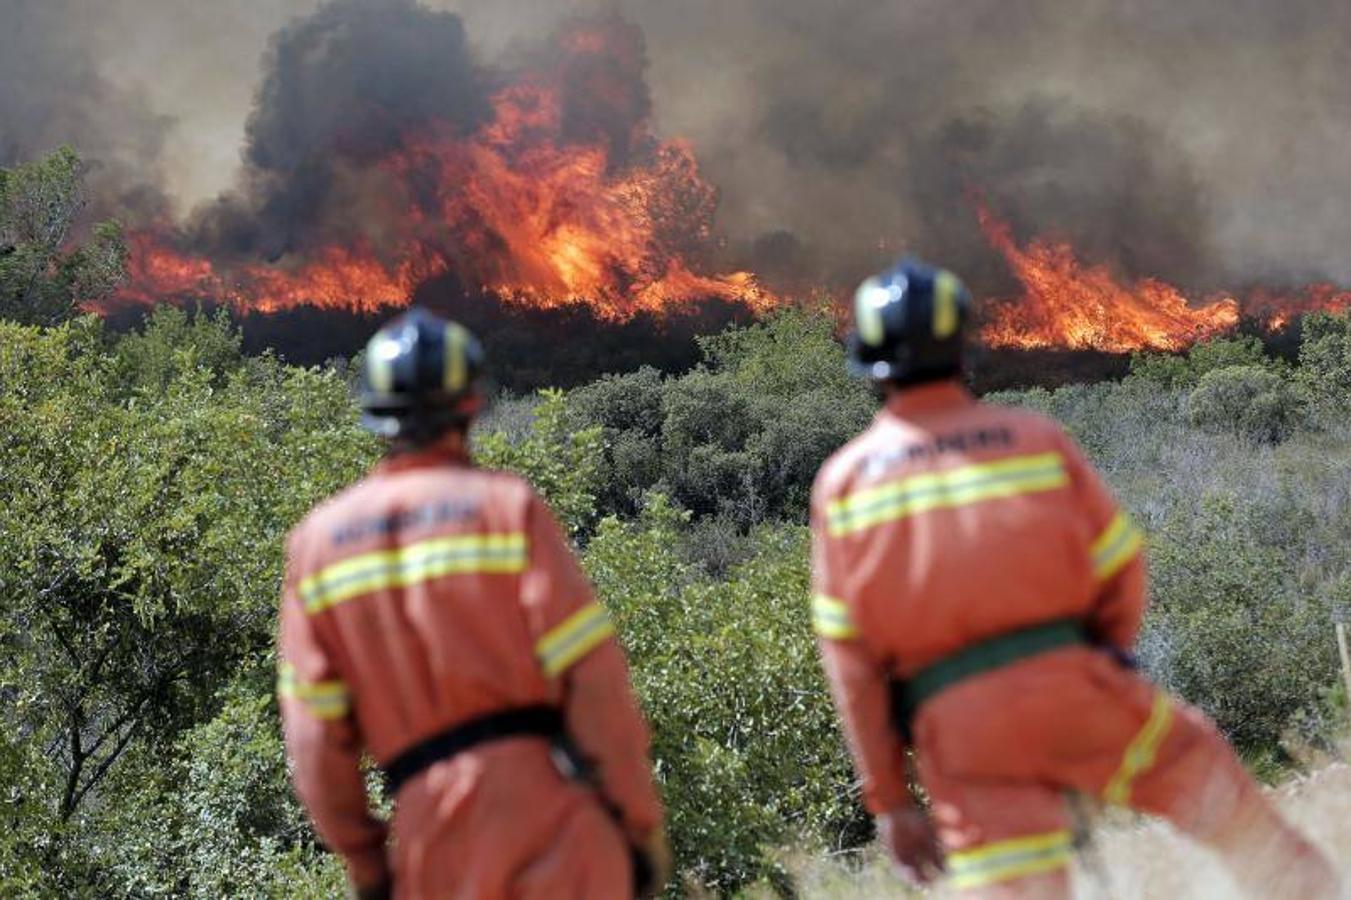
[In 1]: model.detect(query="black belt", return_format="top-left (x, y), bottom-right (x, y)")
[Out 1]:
top-left (890, 618), bottom-right (1087, 738)
top-left (383, 705), bottom-right (564, 794)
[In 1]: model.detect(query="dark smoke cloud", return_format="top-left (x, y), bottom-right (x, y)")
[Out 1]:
top-left (12, 0), bottom-right (1351, 294)
top-left (189, 0), bottom-right (488, 260)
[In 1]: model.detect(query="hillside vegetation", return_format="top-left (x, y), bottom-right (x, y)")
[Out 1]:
top-left (2, 150), bottom-right (1349, 897)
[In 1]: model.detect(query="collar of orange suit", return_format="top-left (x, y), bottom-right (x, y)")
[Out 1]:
top-left (376, 443), bottom-right (473, 474)
top-left (882, 379), bottom-right (976, 418)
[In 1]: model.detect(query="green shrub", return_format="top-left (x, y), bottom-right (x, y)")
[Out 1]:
top-left (475, 388), bottom-right (604, 537)
top-left (1187, 365), bottom-right (1304, 442)
top-left (1130, 335), bottom-right (1271, 388)
top-left (563, 309), bottom-right (875, 529)
top-left (1298, 311), bottom-right (1351, 421)
top-left (92, 689), bottom-right (345, 898)
top-left (585, 499), bottom-right (865, 892)
top-left (1144, 495), bottom-right (1338, 752)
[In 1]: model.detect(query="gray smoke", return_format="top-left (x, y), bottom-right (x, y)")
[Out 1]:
top-left (0, 0), bottom-right (172, 222)
top-left (7, 0), bottom-right (1351, 292)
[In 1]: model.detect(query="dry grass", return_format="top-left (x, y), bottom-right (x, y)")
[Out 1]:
top-left (774, 762), bottom-right (1351, 899)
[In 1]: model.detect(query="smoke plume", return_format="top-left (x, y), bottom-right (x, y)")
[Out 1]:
top-left (7, 0), bottom-right (1351, 353)
top-left (0, 0), bottom-right (172, 221)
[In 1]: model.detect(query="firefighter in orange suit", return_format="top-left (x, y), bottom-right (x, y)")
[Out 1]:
top-left (277, 309), bottom-right (668, 900)
top-left (811, 260), bottom-right (1340, 898)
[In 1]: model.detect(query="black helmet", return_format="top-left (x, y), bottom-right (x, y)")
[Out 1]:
top-left (846, 258), bottom-right (970, 384)
top-left (359, 308), bottom-right (486, 441)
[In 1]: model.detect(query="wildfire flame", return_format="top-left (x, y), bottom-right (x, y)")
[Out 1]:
top-left (108, 14), bottom-right (1351, 352)
top-left (977, 207), bottom-right (1240, 352)
top-left (977, 205), bottom-right (1351, 352)
top-left (1245, 283), bottom-right (1351, 332)
top-left (112, 21), bottom-right (772, 321)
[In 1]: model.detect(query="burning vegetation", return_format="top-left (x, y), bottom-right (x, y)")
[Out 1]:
top-left (93, 2), bottom-right (1351, 359)
top-left (111, 15), bottom-right (771, 322)
top-left (977, 203), bottom-right (1351, 352)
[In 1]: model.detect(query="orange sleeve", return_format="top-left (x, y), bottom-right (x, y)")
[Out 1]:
top-left (1057, 431), bottom-right (1147, 651)
top-left (519, 493), bottom-right (663, 842)
top-left (277, 534), bottom-right (389, 889)
top-left (811, 483), bottom-right (911, 816)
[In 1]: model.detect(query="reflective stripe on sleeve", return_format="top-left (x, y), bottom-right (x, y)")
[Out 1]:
top-left (277, 662), bottom-right (351, 720)
top-left (536, 602), bottom-right (616, 677)
top-left (812, 594), bottom-right (859, 640)
top-left (826, 452), bottom-right (1069, 537)
top-left (947, 830), bottom-right (1073, 889)
top-left (1103, 691), bottom-right (1174, 806)
top-left (299, 532), bottom-right (528, 614)
top-left (1091, 511), bottom-right (1145, 580)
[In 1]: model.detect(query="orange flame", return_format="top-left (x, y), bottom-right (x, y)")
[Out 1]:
top-left (977, 207), bottom-right (1240, 352)
top-left (111, 22), bottom-right (772, 321)
top-left (1245, 283), bottom-right (1351, 331)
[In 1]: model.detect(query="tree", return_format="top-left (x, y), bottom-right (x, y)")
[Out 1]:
top-left (0, 148), bottom-right (127, 325)
top-left (0, 311), bottom-right (375, 887)
top-left (1298, 311), bottom-right (1351, 419)
top-left (563, 309), bottom-right (876, 530)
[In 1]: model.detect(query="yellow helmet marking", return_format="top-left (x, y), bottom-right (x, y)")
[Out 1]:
top-left (444, 323), bottom-right (467, 392)
top-left (854, 276), bottom-right (893, 347)
top-left (367, 336), bottom-right (399, 393)
top-left (932, 270), bottom-right (960, 339)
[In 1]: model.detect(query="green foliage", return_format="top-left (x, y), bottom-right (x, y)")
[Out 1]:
top-left (475, 388), bottom-right (604, 537)
top-left (1297, 311), bottom-right (1351, 419)
top-left (0, 311), bottom-right (375, 893)
top-left (92, 688), bottom-right (346, 898)
top-left (585, 499), bottom-right (864, 891)
top-left (0, 147), bottom-right (127, 326)
top-left (565, 309), bottom-right (875, 529)
top-left (3, 290), bottom-right (1349, 896)
top-left (1129, 335), bottom-right (1271, 388)
top-left (1145, 494), bottom-right (1338, 751)
top-left (1187, 365), bottom-right (1304, 442)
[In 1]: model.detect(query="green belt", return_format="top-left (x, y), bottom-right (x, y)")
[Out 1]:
top-left (890, 618), bottom-right (1086, 736)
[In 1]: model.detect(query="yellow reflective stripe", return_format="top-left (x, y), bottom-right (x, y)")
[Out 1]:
top-left (812, 594), bottom-right (858, 640)
top-left (947, 830), bottom-right (1073, 889)
top-left (1091, 511), bottom-right (1144, 580)
top-left (826, 452), bottom-right (1069, 537)
top-left (536, 603), bottom-right (615, 677)
top-left (299, 533), bottom-right (528, 614)
top-left (1104, 691), bottom-right (1173, 806)
top-left (277, 663), bottom-right (351, 720)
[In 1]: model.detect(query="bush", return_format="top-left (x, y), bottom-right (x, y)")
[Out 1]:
top-left (584, 499), bottom-right (865, 892)
top-left (1187, 365), bottom-right (1304, 442)
top-left (1144, 494), bottom-right (1339, 752)
top-left (92, 689), bottom-right (345, 898)
top-left (5, 294), bottom-right (1351, 896)
top-left (1298, 311), bottom-right (1351, 421)
top-left (1130, 335), bottom-right (1271, 388)
top-left (564, 309), bottom-right (875, 529)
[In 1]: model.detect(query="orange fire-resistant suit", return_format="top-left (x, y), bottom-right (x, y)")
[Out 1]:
top-left (811, 381), bottom-right (1337, 898)
top-left (278, 446), bottom-right (662, 899)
